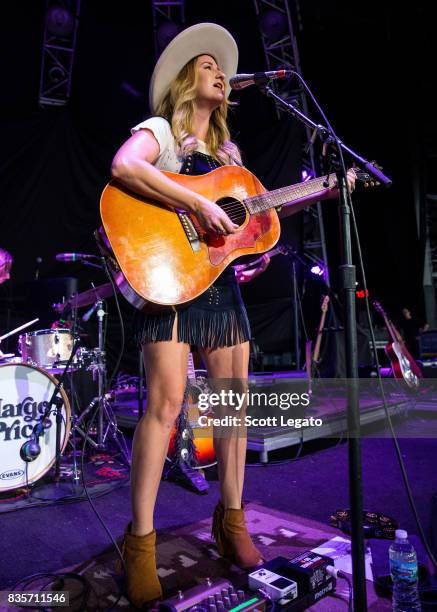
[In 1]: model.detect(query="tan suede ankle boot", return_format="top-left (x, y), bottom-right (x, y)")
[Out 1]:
top-left (211, 501), bottom-right (264, 569)
top-left (122, 524), bottom-right (162, 608)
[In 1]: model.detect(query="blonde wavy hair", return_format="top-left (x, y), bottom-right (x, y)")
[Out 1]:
top-left (155, 56), bottom-right (242, 166)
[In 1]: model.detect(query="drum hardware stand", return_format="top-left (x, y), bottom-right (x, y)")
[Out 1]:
top-left (73, 298), bottom-right (130, 466)
top-left (67, 302), bottom-right (82, 484)
top-left (20, 336), bottom-right (82, 499)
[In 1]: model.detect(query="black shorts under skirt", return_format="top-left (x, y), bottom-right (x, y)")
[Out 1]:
top-left (133, 268), bottom-right (251, 349)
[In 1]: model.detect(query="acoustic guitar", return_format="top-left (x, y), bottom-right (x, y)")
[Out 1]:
top-left (99, 165), bottom-right (376, 310)
top-left (373, 300), bottom-right (422, 388)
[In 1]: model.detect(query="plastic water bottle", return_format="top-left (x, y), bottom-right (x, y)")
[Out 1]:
top-left (389, 529), bottom-right (421, 611)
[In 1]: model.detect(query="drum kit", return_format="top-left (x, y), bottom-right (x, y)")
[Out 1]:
top-left (0, 270), bottom-right (130, 496)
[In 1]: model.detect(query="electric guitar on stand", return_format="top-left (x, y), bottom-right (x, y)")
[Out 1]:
top-left (305, 295), bottom-right (330, 393)
top-left (373, 300), bottom-right (422, 388)
top-left (165, 352), bottom-right (216, 493)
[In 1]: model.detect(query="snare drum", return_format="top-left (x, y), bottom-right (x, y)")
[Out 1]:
top-left (18, 329), bottom-right (74, 368)
top-left (0, 363), bottom-right (71, 491)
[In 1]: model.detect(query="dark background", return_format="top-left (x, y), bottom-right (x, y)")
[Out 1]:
top-left (0, 0), bottom-right (433, 368)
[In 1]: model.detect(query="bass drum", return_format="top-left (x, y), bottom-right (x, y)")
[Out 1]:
top-left (0, 363), bottom-right (71, 492)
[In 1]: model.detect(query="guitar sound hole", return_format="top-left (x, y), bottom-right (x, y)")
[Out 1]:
top-left (217, 197), bottom-right (247, 227)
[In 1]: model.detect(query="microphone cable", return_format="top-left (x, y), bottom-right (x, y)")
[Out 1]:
top-left (292, 70), bottom-right (437, 573)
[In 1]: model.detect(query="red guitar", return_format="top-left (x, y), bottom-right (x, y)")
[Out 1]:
top-left (373, 301), bottom-right (422, 388)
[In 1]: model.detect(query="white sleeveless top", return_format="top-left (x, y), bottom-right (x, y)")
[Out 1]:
top-left (131, 116), bottom-right (213, 173)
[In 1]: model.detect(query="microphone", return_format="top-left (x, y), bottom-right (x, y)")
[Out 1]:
top-left (229, 69), bottom-right (294, 90)
top-left (20, 422), bottom-right (45, 462)
top-left (55, 252), bottom-right (97, 262)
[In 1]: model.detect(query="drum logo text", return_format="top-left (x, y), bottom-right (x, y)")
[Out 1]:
top-left (0, 469), bottom-right (25, 481)
top-left (0, 396), bottom-right (52, 441)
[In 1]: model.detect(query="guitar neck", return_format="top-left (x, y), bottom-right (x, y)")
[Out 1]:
top-left (313, 310), bottom-right (328, 364)
top-left (382, 313), bottom-right (402, 344)
top-left (187, 352), bottom-right (196, 381)
top-left (245, 175), bottom-right (337, 214)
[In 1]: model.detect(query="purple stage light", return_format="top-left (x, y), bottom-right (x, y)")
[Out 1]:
top-left (310, 265), bottom-right (324, 276)
top-left (260, 10), bottom-right (288, 42)
top-left (46, 6), bottom-right (74, 38)
top-left (302, 169), bottom-right (313, 182)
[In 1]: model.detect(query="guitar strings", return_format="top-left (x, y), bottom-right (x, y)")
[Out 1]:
top-left (216, 175), bottom-right (330, 218)
top-left (186, 172), bottom-right (362, 224)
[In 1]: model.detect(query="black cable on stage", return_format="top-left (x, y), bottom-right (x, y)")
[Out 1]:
top-left (79, 400), bottom-right (126, 611)
top-left (10, 572), bottom-right (92, 612)
top-left (293, 71), bottom-right (437, 572)
top-left (9, 407), bottom-right (126, 611)
top-left (100, 257), bottom-right (125, 390)
top-left (326, 565), bottom-right (353, 610)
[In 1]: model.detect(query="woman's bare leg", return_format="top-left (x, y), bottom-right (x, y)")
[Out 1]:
top-left (198, 341), bottom-right (250, 509)
top-left (130, 320), bottom-right (190, 536)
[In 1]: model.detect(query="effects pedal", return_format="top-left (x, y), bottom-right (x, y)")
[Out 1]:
top-left (248, 568), bottom-right (297, 602)
top-left (248, 553), bottom-right (336, 610)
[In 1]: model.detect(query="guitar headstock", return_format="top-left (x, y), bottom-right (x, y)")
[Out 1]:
top-left (354, 163), bottom-right (382, 189)
top-left (321, 295), bottom-right (330, 312)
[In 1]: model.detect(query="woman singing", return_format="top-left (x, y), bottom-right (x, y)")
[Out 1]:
top-left (110, 23), bottom-right (355, 607)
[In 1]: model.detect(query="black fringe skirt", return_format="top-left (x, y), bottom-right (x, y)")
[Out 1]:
top-left (133, 269), bottom-right (251, 349)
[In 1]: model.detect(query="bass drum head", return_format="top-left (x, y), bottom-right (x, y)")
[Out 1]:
top-left (0, 363), bottom-right (71, 492)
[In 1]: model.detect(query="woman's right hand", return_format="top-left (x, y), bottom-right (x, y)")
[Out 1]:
top-left (195, 197), bottom-right (239, 235)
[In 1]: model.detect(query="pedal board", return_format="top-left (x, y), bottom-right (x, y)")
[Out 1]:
top-left (159, 578), bottom-right (267, 612)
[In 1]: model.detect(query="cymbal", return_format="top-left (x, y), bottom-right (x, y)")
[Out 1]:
top-left (52, 282), bottom-right (115, 312)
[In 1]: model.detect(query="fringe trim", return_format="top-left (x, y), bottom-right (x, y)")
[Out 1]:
top-left (177, 307), bottom-right (251, 348)
top-left (211, 501), bottom-right (227, 556)
top-left (134, 311), bottom-right (176, 347)
top-left (134, 307), bottom-right (251, 349)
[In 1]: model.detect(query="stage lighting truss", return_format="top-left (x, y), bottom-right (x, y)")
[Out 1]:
top-left (151, 0), bottom-right (186, 60)
top-left (253, 0), bottom-right (329, 284)
top-left (38, 0), bottom-right (81, 107)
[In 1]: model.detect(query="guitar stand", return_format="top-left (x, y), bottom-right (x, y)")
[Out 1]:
top-left (163, 460), bottom-right (209, 494)
top-left (163, 388), bottom-right (209, 494)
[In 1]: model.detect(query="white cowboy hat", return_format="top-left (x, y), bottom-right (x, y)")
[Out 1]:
top-left (149, 22), bottom-right (238, 114)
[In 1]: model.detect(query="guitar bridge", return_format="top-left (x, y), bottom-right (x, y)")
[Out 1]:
top-left (178, 211), bottom-right (200, 252)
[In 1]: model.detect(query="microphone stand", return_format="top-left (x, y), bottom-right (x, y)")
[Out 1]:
top-left (24, 336), bottom-right (81, 498)
top-left (257, 82), bottom-right (391, 610)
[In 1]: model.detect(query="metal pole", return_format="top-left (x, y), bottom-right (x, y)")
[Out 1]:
top-left (292, 259), bottom-right (300, 369)
top-left (96, 299), bottom-right (105, 447)
top-left (338, 174), bottom-right (367, 611)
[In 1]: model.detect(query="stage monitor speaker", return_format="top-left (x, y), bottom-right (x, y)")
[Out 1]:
top-left (317, 325), bottom-right (373, 378)
top-left (421, 330), bottom-right (437, 358)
